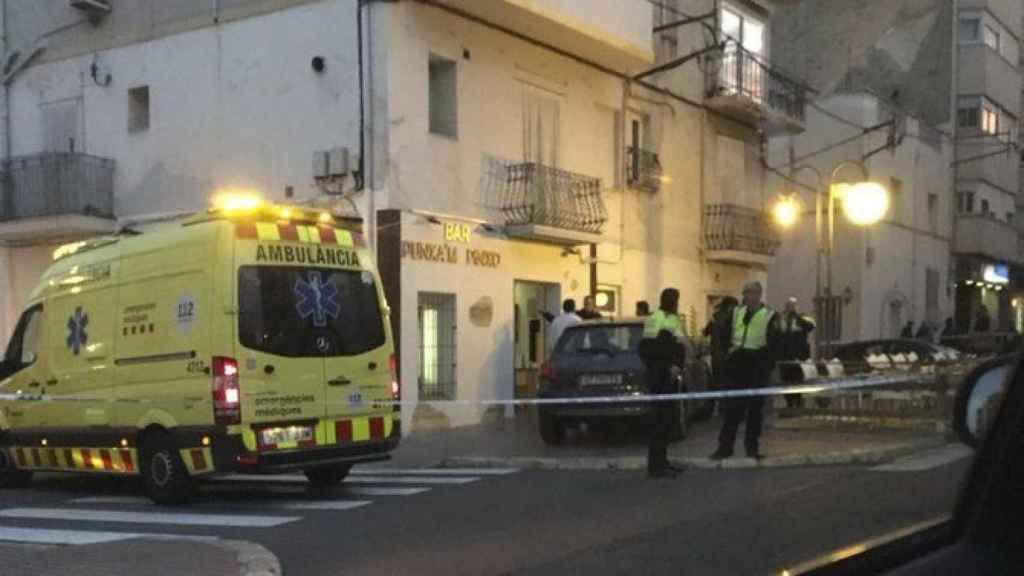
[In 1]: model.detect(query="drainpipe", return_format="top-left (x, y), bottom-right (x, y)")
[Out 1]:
top-left (949, 0), bottom-right (960, 330)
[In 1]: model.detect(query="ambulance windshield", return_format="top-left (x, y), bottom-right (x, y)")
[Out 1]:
top-left (238, 266), bottom-right (386, 357)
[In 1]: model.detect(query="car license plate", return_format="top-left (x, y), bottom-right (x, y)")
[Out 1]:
top-left (579, 373), bottom-right (623, 387)
top-left (259, 425), bottom-right (314, 447)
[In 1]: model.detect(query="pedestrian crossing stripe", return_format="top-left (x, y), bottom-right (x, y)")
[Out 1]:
top-left (9, 446), bottom-right (138, 474)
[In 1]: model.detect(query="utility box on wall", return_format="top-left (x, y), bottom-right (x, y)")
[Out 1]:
top-left (313, 147), bottom-right (357, 180)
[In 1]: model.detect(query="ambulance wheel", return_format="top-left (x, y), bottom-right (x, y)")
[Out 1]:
top-left (304, 465), bottom-right (352, 487)
top-left (141, 433), bottom-right (195, 505)
top-left (0, 447), bottom-right (32, 489)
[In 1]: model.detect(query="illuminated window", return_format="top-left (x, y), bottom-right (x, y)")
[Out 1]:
top-left (984, 24), bottom-right (1000, 51)
top-left (418, 292), bottom-right (456, 400)
top-left (981, 104), bottom-right (998, 135)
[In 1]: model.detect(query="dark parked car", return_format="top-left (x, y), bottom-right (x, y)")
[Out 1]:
top-left (536, 319), bottom-right (710, 445)
top-left (832, 338), bottom-right (962, 375)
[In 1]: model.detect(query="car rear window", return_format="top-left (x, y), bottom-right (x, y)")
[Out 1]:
top-left (555, 325), bottom-right (642, 356)
top-left (238, 265), bottom-right (385, 357)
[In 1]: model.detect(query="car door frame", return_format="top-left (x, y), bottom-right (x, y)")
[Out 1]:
top-left (783, 353), bottom-right (1024, 575)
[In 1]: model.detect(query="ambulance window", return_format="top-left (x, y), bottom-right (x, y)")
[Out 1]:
top-left (5, 306), bottom-right (41, 368)
top-left (238, 266), bottom-right (386, 357)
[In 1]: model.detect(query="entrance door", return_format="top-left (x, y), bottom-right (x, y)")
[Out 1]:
top-left (513, 281), bottom-right (561, 399)
top-left (417, 293), bottom-right (457, 401)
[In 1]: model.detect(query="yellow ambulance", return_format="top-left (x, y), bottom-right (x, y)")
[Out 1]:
top-left (0, 196), bottom-right (400, 504)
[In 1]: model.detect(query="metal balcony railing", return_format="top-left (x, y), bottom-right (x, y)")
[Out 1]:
top-left (625, 146), bottom-right (663, 193)
top-left (703, 203), bottom-right (780, 256)
top-left (0, 153), bottom-right (115, 221)
top-left (501, 162), bottom-right (606, 234)
top-left (705, 42), bottom-right (807, 124)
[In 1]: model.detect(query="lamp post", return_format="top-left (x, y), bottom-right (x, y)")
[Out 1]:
top-left (773, 160), bottom-right (889, 357)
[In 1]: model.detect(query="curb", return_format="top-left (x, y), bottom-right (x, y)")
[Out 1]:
top-left (441, 437), bottom-right (950, 472)
top-left (217, 539), bottom-right (283, 576)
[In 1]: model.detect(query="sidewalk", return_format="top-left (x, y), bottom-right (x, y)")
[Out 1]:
top-left (388, 408), bottom-right (950, 471)
top-left (0, 538), bottom-right (280, 576)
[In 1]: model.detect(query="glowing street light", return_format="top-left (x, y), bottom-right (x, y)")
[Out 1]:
top-left (836, 182), bottom-right (889, 226)
top-left (772, 195), bottom-right (801, 228)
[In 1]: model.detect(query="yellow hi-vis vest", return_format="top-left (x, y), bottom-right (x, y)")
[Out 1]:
top-left (731, 305), bottom-right (774, 352)
top-left (643, 310), bottom-right (685, 340)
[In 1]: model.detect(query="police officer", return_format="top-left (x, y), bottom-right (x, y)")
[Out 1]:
top-left (640, 288), bottom-right (687, 478)
top-left (778, 297), bottom-right (815, 409)
top-left (710, 281), bottom-right (780, 460)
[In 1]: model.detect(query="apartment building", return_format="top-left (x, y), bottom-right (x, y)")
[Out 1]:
top-left (767, 93), bottom-right (954, 342)
top-left (0, 0), bottom-right (805, 428)
top-left (954, 0), bottom-right (1023, 333)
top-left (769, 0), bottom-right (1024, 341)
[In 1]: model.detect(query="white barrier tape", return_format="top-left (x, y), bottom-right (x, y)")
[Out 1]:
top-left (0, 372), bottom-right (935, 407)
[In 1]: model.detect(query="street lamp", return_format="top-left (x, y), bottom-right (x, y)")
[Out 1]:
top-left (771, 160), bottom-right (889, 356)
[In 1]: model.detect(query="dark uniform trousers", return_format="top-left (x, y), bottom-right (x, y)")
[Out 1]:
top-left (647, 363), bottom-right (678, 473)
top-left (718, 349), bottom-right (769, 455)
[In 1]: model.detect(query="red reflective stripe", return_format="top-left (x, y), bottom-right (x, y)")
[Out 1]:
top-left (15, 448), bottom-right (27, 467)
top-left (64, 449), bottom-right (76, 469)
top-left (335, 420), bottom-right (353, 442)
top-left (318, 227), bottom-right (336, 244)
top-left (47, 450), bottom-right (59, 468)
top-left (120, 450), bottom-right (135, 473)
top-left (31, 449), bottom-right (41, 468)
top-left (235, 222), bottom-right (258, 239)
top-left (278, 224), bottom-right (299, 242)
top-left (369, 417), bottom-right (384, 439)
top-left (190, 449), bottom-right (207, 472)
top-left (81, 449), bottom-right (94, 470)
top-left (99, 449), bottom-right (114, 471)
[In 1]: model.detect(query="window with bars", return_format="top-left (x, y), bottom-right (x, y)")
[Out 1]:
top-left (418, 292), bottom-right (457, 401)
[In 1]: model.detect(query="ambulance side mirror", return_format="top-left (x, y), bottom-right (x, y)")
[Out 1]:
top-left (21, 351), bottom-right (36, 366)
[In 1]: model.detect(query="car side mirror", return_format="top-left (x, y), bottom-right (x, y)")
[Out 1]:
top-left (953, 355), bottom-right (1017, 448)
top-left (20, 351), bottom-right (36, 366)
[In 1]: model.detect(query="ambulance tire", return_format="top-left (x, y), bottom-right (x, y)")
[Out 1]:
top-left (304, 465), bottom-right (352, 487)
top-left (0, 446), bottom-right (32, 489)
top-left (141, 432), bottom-right (195, 505)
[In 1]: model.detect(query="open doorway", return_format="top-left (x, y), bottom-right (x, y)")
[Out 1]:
top-left (513, 281), bottom-right (561, 400)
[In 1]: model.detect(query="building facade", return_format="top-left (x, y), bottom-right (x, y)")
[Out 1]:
top-left (767, 93), bottom-right (954, 343)
top-left (1, 0), bottom-right (804, 429)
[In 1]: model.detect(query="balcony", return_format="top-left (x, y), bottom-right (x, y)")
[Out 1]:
top-left (501, 162), bottom-right (606, 245)
top-left (0, 153), bottom-right (116, 243)
top-left (957, 44), bottom-right (1022, 114)
top-left (704, 43), bottom-right (808, 134)
top-left (434, 0), bottom-right (653, 72)
top-left (955, 213), bottom-right (1019, 264)
top-left (625, 147), bottom-right (663, 193)
top-left (703, 203), bottom-right (780, 267)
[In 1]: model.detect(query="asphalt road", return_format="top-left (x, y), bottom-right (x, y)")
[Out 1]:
top-left (0, 445), bottom-right (971, 576)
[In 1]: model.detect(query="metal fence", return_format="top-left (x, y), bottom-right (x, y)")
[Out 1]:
top-left (501, 162), bottom-right (606, 234)
top-left (705, 42), bottom-right (807, 124)
top-left (625, 146), bottom-right (663, 193)
top-left (0, 153), bottom-right (115, 221)
top-left (703, 203), bottom-right (781, 256)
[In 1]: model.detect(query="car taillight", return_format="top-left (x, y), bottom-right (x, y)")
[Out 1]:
top-left (540, 362), bottom-right (554, 381)
top-left (212, 356), bottom-right (241, 426)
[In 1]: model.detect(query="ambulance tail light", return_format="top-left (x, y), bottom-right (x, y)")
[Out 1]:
top-left (212, 356), bottom-right (241, 425)
top-left (389, 354), bottom-right (400, 411)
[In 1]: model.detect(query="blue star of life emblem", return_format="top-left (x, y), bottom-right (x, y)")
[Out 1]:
top-left (294, 271), bottom-right (340, 328)
top-left (66, 306), bottom-right (89, 355)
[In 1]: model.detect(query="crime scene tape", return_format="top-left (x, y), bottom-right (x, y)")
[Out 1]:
top-left (0, 372), bottom-right (937, 407)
